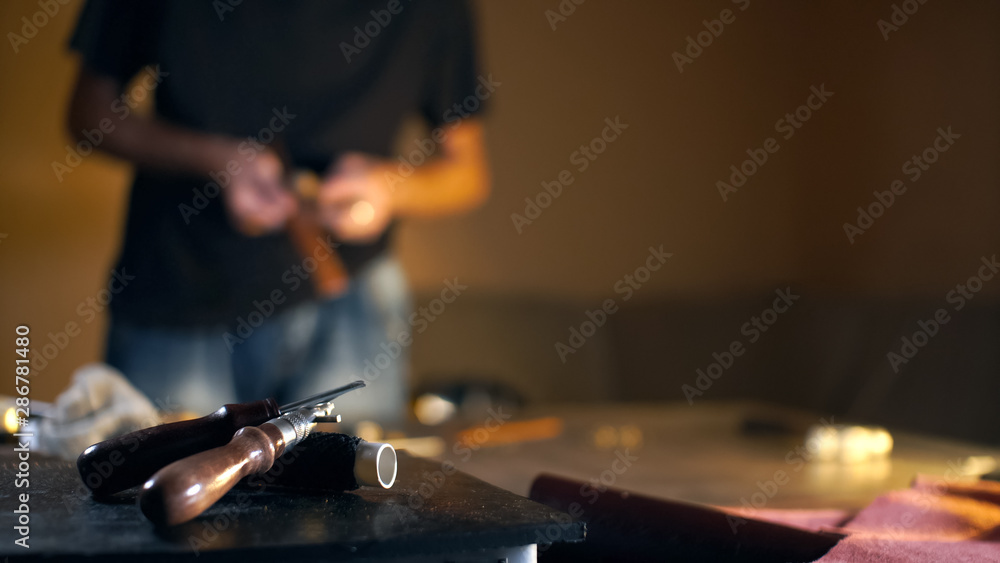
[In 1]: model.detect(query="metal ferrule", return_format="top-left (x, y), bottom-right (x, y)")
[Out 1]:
top-left (266, 407), bottom-right (316, 450)
top-left (266, 416), bottom-right (301, 449)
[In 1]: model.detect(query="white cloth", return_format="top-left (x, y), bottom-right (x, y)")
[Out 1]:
top-left (38, 363), bottom-right (160, 461)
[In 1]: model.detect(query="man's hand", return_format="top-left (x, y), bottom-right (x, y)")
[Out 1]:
top-left (318, 152), bottom-right (394, 244)
top-left (222, 149), bottom-right (298, 236)
top-left (68, 68), bottom-right (489, 239)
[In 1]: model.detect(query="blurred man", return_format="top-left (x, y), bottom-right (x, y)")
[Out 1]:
top-left (66, 1), bottom-right (490, 424)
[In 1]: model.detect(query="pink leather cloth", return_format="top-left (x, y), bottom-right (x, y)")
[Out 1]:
top-left (722, 476), bottom-right (1000, 561)
top-left (815, 476), bottom-right (1000, 562)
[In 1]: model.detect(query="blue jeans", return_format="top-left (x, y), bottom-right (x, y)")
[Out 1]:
top-left (105, 255), bottom-right (411, 426)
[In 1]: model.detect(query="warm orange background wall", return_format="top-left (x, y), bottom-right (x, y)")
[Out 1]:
top-left (1, 1), bottom-right (998, 401)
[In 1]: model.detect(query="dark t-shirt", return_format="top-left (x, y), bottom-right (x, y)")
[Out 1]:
top-left (70, 0), bottom-right (482, 327)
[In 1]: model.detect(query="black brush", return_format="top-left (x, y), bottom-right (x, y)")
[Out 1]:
top-left (244, 432), bottom-right (397, 492)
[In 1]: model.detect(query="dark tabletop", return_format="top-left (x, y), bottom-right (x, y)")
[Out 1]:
top-left (0, 452), bottom-right (584, 562)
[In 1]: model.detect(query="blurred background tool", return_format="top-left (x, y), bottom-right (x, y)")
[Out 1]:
top-left (77, 380), bottom-right (365, 496)
top-left (275, 137), bottom-right (349, 298)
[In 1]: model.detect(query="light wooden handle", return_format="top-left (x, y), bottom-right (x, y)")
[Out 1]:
top-left (138, 424), bottom-right (287, 527)
top-left (285, 213), bottom-right (349, 298)
top-left (285, 169), bottom-right (348, 298)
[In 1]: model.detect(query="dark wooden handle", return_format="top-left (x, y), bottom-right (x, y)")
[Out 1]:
top-left (139, 423), bottom-right (288, 527)
top-left (76, 399), bottom-right (280, 496)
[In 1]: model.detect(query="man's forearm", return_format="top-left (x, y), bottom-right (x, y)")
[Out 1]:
top-left (95, 117), bottom-right (234, 178)
top-left (68, 68), bottom-right (234, 177)
top-left (387, 120), bottom-right (490, 217)
top-left (388, 156), bottom-right (489, 217)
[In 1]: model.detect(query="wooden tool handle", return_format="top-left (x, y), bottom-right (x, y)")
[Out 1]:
top-left (139, 423), bottom-right (288, 527)
top-left (282, 164), bottom-right (348, 299)
top-left (77, 399), bottom-right (280, 496)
